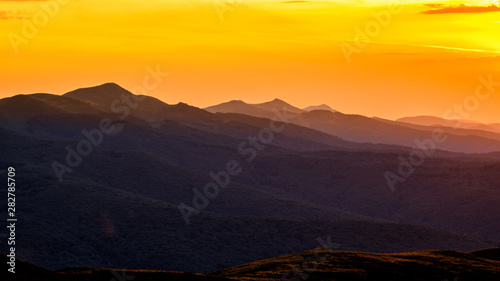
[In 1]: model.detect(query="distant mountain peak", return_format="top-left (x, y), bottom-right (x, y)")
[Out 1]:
top-left (303, 104), bottom-right (337, 112)
top-left (396, 115), bottom-right (500, 134)
top-left (254, 98), bottom-right (303, 114)
top-left (228, 100), bottom-right (247, 104)
top-left (262, 98), bottom-right (288, 105)
top-left (205, 99), bottom-right (261, 115)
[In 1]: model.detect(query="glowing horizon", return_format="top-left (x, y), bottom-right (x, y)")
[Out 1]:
top-left (1, 0), bottom-right (499, 122)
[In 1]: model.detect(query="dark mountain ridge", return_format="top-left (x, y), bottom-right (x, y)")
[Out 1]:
top-left (1, 83), bottom-right (500, 274)
top-left (3, 248), bottom-right (500, 281)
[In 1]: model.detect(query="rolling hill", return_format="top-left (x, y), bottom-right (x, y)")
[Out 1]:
top-left (3, 248), bottom-right (500, 281)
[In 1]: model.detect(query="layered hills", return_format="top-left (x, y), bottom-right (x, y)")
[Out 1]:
top-left (1, 83), bottom-right (499, 275)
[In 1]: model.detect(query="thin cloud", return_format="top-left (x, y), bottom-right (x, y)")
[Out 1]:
top-left (0, 10), bottom-right (31, 19)
top-left (422, 4), bottom-right (500, 14)
top-left (424, 3), bottom-right (445, 8)
top-left (413, 43), bottom-right (500, 54)
top-left (354, 40), bottom-right (500, 55)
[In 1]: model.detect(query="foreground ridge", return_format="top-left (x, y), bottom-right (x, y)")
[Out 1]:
top-left (2, 248), bottom-right (500, 281)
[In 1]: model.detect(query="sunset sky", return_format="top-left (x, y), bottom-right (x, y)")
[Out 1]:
top-left (1, 0), bottom-right (499, 122)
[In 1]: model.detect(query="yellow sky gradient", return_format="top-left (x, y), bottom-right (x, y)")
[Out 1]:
top-left (1, 0), bottom-right (499, 122)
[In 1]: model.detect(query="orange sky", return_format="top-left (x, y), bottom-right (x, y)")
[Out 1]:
top-left (1, 0), bottom-right (499, 122)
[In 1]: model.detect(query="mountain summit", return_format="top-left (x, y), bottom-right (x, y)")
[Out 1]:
top-left (252, 98), bottom-right (304, 114)
top-left (63, 83), bottom-right (135, 111)
top-left (303, 104), bottom-right (337, 112)
top-left (205, 98), bottom-right (303, 119)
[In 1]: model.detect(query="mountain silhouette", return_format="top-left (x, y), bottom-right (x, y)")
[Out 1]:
top-left (252, 98), bottom-right (304, 114)
top-left (207, 98), bottom-right (500, 153)
top-left (2, 248), bottom-right (500, 280)
top-left (1, 83), bottom-right (500, 276)
top-left (205, 98), bottom-right (303, 120)
top-left (397, 115), bottom-right (500, 134)
top-left (303, 104), bottom-right (337, 112)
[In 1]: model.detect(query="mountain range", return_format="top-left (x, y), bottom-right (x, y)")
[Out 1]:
top-left (206, 98), bottom-right (500, 153)
top-left (1, 83), bottom-right (500, 277)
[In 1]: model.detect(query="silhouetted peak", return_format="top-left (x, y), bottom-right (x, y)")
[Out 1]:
top-left (220, 100), bottom-right (248, 106)
top-left (266, 98), bottom-right (295, 107)
top-left (303, 104), bottom-right (336, 112)
top-left (204, 100), bottom-right (256, 114)
top-left (63, 83), bottom-right (135, 110)
top-left (67, 82), bottom-right (129, 95)
top-left (97, 82), bottom-right (122, 88)
top-left (263, 98), bottom-right (288, 105)
top-left (255, 98), bottom-right (303, 114)
top-left (173, 102), bottom-right (209, 112)
top-left (301, 109), bottom-right (337, 119)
